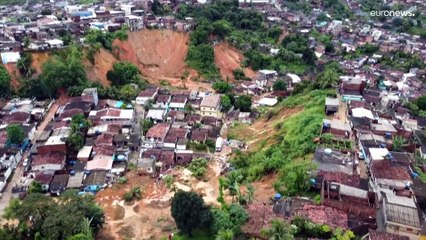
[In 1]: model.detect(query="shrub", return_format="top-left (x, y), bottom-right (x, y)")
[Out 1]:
top-left (188, 158), bottom-right (209, 179)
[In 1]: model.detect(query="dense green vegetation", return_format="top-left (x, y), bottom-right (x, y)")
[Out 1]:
top-left (3, 191), bottom-right (103, 240)
top-left (406, 95), bottom-right (426, 117)
top-left (17, 52), bottom-right (35, 78)
top-left (171, 191), bottom-right (213, 237)
top-left (85, 28), bottom-right (128, 51)
top-left (188, 158), bottom-right (209, 179)
top-left (177, 0), bottom-right (285, 78)
top-left (379, 51), bottom-right (425, 72)
top-left (6, 124), bottom-right (25, 145)
top-left (229, 89), bottom-right (333, 194)
top-left (0, 65), bottom-right (11, 98)
top-left (170, 189), bottom-right (249, 240)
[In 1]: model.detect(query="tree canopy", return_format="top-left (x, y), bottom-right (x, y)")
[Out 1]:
top-left (273, 79), bottom-right (288, 91)
top-left (6, 124), bottom-right (25, 145)
top-left (234, 95), bottom-right (252, 112)
top-left (107, 61), bottom-right (141, 86)
top-left (4, 192), bottom-right (104, 240)
top-left (211, 204), bottom-right (248, 234)
top-left (213, 81), bottom-right (233, 93)
top-left (0, 65), bottom-right (11, 98)
top-left (171, 191), bottom-right (212, 236)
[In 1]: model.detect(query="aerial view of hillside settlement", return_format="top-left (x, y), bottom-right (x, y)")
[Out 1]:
top-left (0, 0), bottom-right (425, 239)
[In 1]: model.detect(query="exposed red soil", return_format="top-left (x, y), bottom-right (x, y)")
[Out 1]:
top-left (113, 29), bottom-right (191, 80)
top-left (30, 52), bottom-right (50, 74)
top-left (214, 42), bottom-right (256, 81)
top-left (84, 48), bottom-right (116, 87)
top-left (3, 63), bottom-right (21, 90)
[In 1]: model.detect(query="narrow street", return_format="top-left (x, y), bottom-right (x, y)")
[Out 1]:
top-left (0, 100), bottom-right (58, 214)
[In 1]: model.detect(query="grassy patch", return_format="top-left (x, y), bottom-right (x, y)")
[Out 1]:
top-left (230, 89), bottom-right (334, 182)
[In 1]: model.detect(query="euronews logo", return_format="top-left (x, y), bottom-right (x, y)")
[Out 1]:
top-left (370, 10), bottom-right (415, 17)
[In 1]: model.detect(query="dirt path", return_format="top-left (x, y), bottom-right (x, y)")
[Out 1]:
top-left (214, 42), bottom-right (256, 81)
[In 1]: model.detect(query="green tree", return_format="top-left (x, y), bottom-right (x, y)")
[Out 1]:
top-left (6, 124), bottom-right (25, 145)
top-left (234, 95), bottom-right (252, 112)
top-left (66, 132), bottom-right (84, 153)
top-left (392, 136), bottom-right (406, 152)
top-left (0, 65), bottom-right (11, 98)
top-left (141, 119), bottom-right (154, 135)
top-left (275, 162), bottom-right (316, 196)
top-left (317, 12), bottom-right (328, 21)
top-left (152, 0), bottom-right (165, 15)
top-left (107, 62), bottom-right (141, 86)
top-left (317, 69), bottom-right (339, 89)
top-left (261, 219), bottom-right (294, 240)
top-left (232, 68), bottom-right (246, 80)
top-left (188, 158), bottom-right (208, 179)
top-left (215, 229), bottom-right (234, 240)
top-left (186, 44), bottom-right (219, 79)
top-left (171, 191), bottom-right (212, 236)
top-left (213, 81), bottom-right (232, 93)
top-left (40, 45), bottom-right (87, 97)
top-left (67, 233), bottom-right (93, 240)
top-left (23, 36), bottom-right (30, 48)
top-left (118, 84), bottom-right (138, 101)
top-left (123, 186), bottom-right (142, 202)
top-left (17, 52), bottom-right (34, 78)
top-left (212, 20), bottom-right (233, 39)
top-left (28, 181), bottom-right (42, 194)
top-left (184, 104), bottom-right (195, 115)
top-left (221, 95), bottom-right (232, 112)
top-left (416, 95), bottom-right (426, 111)
top-left (273, 79), bottom-right (287, 91)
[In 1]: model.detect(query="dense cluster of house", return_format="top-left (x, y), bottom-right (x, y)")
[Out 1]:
top-left (264, 69), bottom-right (426, 239)
top-left (4, 86), bottom-right (255, 196)
top-left (8, 88), bottom-right (140, 195)
top-left (136, 87), bottom-right (244, 174)
top-left (0, 0), bottom-right (201, 54)
top-left (0, 98), bottom-right (49, 192)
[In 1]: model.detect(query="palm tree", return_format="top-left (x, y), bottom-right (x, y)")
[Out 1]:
top-left (215, 229), bottom-right (234, 240)
top-left (81, 218), bottom-right (93, 238)
top-left (130, 186), bottom-right (142, 200)
top-left (318, 69), bottom-right (339, 89)
top-left (246, 182), bottom-right (255, 204)
top-left (392, 136), bottom-right (406, 152)
top-left (262, 219), bottom-right (294, 240)
top-left (123, 186), bottom-right (142, 202)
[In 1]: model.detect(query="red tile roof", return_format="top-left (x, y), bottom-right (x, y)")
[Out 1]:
top-left (3, 112), bottom-right (30, 124)
top-left (95, 133), bottom-right (114, 146)
top-left (34, 173), bottom-right (54, 184)
top-left (242, 203), bottom-right (276, 237)
top-left (317, 171), bottom-right (361, 187)
top-left (57, 108), bottom-right (84, 121)
top-left (371, 160), bottom-right (411, 181)
top-left (106, 124), bottom-right (122, 134)
top-left (93, 145), bottom-right (115, 157)
top-left (138, 87), bottom-right (158, 97)
top-left (32, 152), bottom-right (65, 166)
top-left (96, 108), bottom-right (121, 118)
top-left (146, 123), bottom-right (170, 139)
top-left (295, 203), bottom-right (348, 229)
top-left (164, 128), bottom-right (188, 143)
